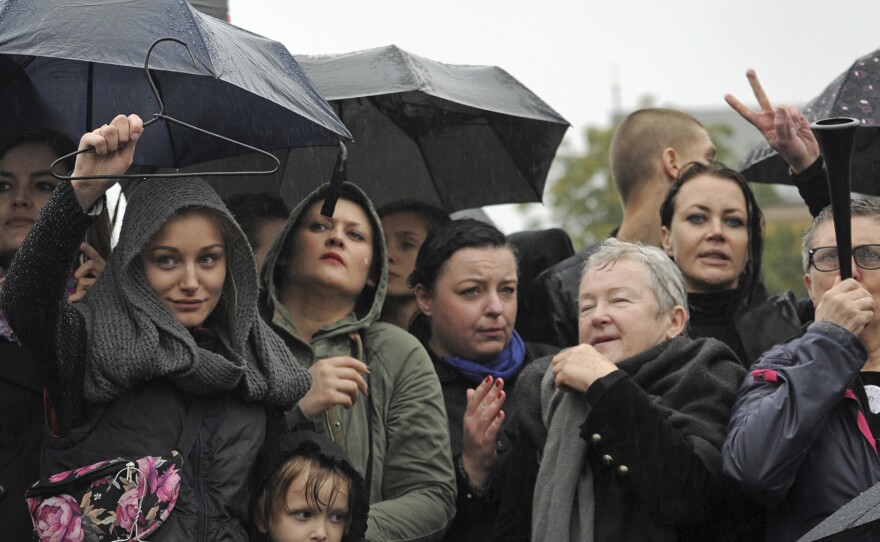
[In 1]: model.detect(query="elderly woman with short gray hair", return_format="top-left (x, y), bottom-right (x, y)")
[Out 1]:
top-left (493, 239), bottom-right (747, 542)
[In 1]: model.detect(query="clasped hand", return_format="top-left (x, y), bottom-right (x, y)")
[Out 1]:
top-left (298, 356), bottom-right (370, 418)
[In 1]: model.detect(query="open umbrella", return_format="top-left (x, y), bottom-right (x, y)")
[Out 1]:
top-left (204, 44), bottom-right (570, 212)
top-left (797, 482), bottom-right (880, 542)
top-left (739, 48), bottom-right (880, 195)
top-left (0, 0), bottom-right (351, 168)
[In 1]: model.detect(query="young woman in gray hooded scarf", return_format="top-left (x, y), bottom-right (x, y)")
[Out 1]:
top-left (1, 115), bottom-right (312, 541)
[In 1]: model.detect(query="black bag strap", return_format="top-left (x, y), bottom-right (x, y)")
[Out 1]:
top-left (176, 400), bottom-right (207, 460)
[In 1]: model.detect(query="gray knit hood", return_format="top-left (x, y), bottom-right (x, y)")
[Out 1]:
top-left (75, 177), bottom-right (310, 408)
top-left (260, 182), bottom-right (388, 343)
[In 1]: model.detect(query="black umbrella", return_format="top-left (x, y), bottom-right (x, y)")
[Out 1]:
top-left (203, 44), bottom-right (570, 212)
top-left (738, 48), bottom-right (880, 195)
top-left (0, 0), bottom-right (351, 168)
top-left (797, 482), bottom-right (880, 541)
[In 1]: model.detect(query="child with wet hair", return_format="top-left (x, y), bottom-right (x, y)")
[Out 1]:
top-left (252, 431), bottom-right (368, 542)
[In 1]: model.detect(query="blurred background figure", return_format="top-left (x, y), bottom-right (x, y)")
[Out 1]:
top-left (225, 193), bottom-right (289, 271)
top-left (377, 200), bottom-right (450, 330)
top-left (520, 108), bottom-right (716, 348)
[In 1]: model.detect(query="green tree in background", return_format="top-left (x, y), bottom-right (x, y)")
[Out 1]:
top-left (536, 116), bottom-right (807, 297)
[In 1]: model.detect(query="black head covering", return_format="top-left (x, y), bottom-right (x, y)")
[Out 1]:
top-left (254, 431), bottom-right (369, 542)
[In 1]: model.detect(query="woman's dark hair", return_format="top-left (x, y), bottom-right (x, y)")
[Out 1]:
top-left (0, 128), bottom-right (77, 172)
top-left (409, 218), bottom-right (516, 292)
top-left (0, 128), bottom-right (113, 260)
top-left (224, 193), bottom-right (289, 250)
top-left (377, 200), bottom-right (451, 233)
top-left (659, 161), bottom-right (765, 300)
top-left (408, 218), bottom-right (516, 340)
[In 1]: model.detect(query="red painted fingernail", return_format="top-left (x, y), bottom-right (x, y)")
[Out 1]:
top-left (494, 379), bottom-right (502, 388)
top-left (484, 376), bottom-right (491, 384)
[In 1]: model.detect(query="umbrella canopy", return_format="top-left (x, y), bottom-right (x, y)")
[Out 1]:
top-left (739, 48), bottom-right (880, 194)
top-left (0, 0), bottom-right (351, 168)
top-left (205, 44), bottom-right (570, 212)
top-left (798, 482), bottom-right (880, 542)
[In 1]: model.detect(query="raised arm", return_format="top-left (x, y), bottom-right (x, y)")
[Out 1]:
top-left (726, 69), bottom-right (820, 174)
top-left (0, 115), bottom-right (142, 432)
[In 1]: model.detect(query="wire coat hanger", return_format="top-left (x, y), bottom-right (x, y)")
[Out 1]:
top-left (50, 37), bottom-right (281, 180)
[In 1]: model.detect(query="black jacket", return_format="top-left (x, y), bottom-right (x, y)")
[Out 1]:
top-left (517, 244), bottom-right (601, 347)
top-left (687, 284), bottom-right (810, 369)
top-left (0, 339), bottom-right (43, 540)
top-left (429, 342), bottom-right (557, 542)
top-left (494, 337), bottom-right (749, 542)
top-left (1, 180), bottom-right (297, 541)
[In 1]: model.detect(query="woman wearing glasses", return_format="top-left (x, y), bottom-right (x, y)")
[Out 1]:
top-left (724, 198), bottom-right (880, 542)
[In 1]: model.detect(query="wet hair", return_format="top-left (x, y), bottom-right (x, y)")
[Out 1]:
top-left (252, 455), bottom-right (353, 536)
top-left (224, 193), bottom-right (289, 251)
top-left (659, 161), bottom-right (764, 299)
top-left (583, 238), bottom-right (688, 318)
top-left (408, 218), bottom-right (516, 293)
top-left (611, 109), bottom-right (706, 205)
top-left (802, 198), bottom-right (880, 272)
top-left (377, 200), bottom-right (451, 234)
top-left (407, 219), bottom-right (516, 340)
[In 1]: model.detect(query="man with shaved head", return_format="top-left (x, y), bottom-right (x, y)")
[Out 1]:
top-left (519, 108), bottom-right (716, 347)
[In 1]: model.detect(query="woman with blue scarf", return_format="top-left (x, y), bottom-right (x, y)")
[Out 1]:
top-left (410, 219), bottom-right (558, 542)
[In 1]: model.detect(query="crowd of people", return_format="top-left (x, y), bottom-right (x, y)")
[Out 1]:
top-left (1, 68), bottom-right (878, 542)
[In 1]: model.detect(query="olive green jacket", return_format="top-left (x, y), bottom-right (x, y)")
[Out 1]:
top-left (260, 183), bottom-right (456, 542)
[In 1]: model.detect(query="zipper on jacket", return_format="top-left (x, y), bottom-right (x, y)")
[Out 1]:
top-left (193, 433), bottom-right (208, 540)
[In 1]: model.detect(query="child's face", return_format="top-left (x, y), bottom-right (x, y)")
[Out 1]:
top-left (267, 467), bottom-right (350, 542)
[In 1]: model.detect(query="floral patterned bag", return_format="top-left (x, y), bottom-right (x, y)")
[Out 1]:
top-left (25, 402), bottom-right (204, 542)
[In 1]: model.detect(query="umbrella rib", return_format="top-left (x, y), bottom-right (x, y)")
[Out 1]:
top-left (182, 5), bottom-right (218, 76)
top-left (86, 62), bottom-right (93, 132)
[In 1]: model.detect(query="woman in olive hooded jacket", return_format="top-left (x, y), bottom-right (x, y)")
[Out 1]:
top-left (260, 182), bottom-right (456, 542)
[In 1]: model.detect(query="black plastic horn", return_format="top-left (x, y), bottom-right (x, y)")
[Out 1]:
top-left (811, 117), bottom-right (860, 279)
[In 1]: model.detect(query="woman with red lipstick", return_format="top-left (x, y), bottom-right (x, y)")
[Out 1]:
top-left (0, 128), bottom-right (112, 539)
top-left (407, 219), bottom-right (557, 542)
top-left (660, 162), bottom-right (810, 367)
top-left (260, 182), bottom-right (456, 542)
top-left (1, 115), bottom-right (311, 541)
top-left (377, 200), bottom-right (450, 330)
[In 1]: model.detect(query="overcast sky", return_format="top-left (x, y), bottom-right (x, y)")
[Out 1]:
top-left (227, 0), bottom-right (880, 230)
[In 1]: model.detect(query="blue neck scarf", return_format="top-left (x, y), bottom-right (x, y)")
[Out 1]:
top-left (441, 331), bottom-right (527, 383)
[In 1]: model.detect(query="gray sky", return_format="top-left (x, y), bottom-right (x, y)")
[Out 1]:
top-left (227, 0), bottom-right (880, 229)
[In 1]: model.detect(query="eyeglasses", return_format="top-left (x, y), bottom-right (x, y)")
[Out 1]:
top-left (808, 244), bottom-right (880, 272)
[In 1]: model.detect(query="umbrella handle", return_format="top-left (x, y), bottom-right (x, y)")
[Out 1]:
top-left (320, 141), bottom-right (349, 217)
top-left (50, 37), bottom-right (283, 180)
top-left (811, 117), bottom-right (860, 279)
